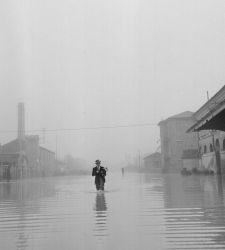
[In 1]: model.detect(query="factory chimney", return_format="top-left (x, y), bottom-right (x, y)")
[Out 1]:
top-left (18, 102), bottom-right (25, 139)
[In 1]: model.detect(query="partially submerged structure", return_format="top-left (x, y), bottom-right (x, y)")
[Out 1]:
top-left (0, 103), bottom-right (55, 179)
top-left (0, 153), bottom-right (27, 179)
top-left (158, 111), bottom-right (198, 172)
top-left (143, 152), bottom-right (161, 171)
top-left (187, 85), bottom-right (225, 174)
top-left (181, 149), bottom-right (199, 173)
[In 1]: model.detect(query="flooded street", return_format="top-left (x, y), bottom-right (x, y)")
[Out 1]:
top-left (1, 172), bottom-right (225, 250)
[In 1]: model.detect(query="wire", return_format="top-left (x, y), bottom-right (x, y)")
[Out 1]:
top-left (0, 122), bottom-right (157, 134)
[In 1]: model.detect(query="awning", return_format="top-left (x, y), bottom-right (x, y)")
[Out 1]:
top-left (196, 108), bottom-right (225, 131)
top-left (187, 100), bottom-right (225, 132)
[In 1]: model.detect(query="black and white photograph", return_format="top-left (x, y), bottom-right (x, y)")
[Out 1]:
top-left (0, 0), bottom-right (225, 249)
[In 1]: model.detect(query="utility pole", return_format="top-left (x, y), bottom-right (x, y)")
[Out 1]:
top-left (55, 134), bottom-right (58, 161)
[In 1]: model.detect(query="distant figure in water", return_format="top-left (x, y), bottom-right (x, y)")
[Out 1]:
top-left (92, 160), bottom-right (107, 191)
top-left (121, 167), bottom-right (124, 175)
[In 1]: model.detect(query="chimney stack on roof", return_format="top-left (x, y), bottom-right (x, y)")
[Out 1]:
top-left (18, 102), bottom-right (25, 140)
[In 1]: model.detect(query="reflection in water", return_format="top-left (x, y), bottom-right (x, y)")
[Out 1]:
top-left (0, 179), bottom-right (56, 250)
top-left (1, 174), bottom-right (225, 249)
top-left (93, 191), bottom-right (108, 238)
top-left (162, 174), bottom-right (225, 249)
top-left (217, 174), bottom-right (224, 196)
top-left (17, 228), bottom-right (28, 250)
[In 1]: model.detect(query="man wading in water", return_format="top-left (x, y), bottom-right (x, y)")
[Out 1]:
top-left (92, 160), bottom-right (107, 191)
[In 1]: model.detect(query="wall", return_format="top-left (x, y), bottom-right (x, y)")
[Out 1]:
top-left (220, 151), bottom-right (225, 174)
top-left (25, 136), bottom-right (39, 175)
top-left (182, 159), bottom-right (199, 171)
top-left (144, 154), bottom-right (161, 169)
top-left (2, 139), bottom-right (20, 154)
top-left (160, 118), bottom-right (198, 172)
top-left (39, 147), bottom-right (55, 176)
top-left (199, 150), bottom-right (225, 174)
top-left (198, 130), bottom-right (225, 174)
top-left (200, 152), bottom-right (216, 172)
top-left (1, 136), bottom-right (56, 178)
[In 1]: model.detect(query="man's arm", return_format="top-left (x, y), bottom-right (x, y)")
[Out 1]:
top-left (101, 167), bottom-right (107, 177)
top-left (92, 168), bottom-right (96, 176)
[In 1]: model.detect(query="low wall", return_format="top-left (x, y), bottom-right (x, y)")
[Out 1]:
top-left (181, 150), bottom-right (225, 174)
top-left (182, 159), bottom-right (199, 171)
top-left (200, 151), bottom-right (225, 174)
top-left (220, 151), bottom-right (225, 174)
top-left (200, 152), bottom-right (216, 172)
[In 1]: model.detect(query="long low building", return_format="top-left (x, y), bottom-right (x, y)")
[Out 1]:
top-left (0, 136), bottom-right (55, 178)
top-left (143, 152), bottom-right (161, 170)
top-left (0, 103), bottom-right (56, 179)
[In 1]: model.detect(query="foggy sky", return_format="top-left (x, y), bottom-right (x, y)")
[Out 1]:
top-left (0, 0), bottom-right (225, 168)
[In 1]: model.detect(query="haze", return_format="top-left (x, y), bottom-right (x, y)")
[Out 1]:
top-left (0, 0), bottom-right (225, 168)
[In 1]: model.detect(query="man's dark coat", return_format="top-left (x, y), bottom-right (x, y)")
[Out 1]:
top-left (92, 166), bottom-right (106, 184)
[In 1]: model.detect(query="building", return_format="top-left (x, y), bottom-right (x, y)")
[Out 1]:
top-left (0, 153), bottom-right (26, 179)
top-left (143, 152), bottom-right (161, 171)
top-left (181, 149), bottom-right (199, 172)
top-left (0, 103), bottom-right (56, 178)
top-left (187, 85), bottom-right (225, 174)
top-left (39, 146), bottom-right (56, 176)
top-left (158, 111), bottom-right (198, 172)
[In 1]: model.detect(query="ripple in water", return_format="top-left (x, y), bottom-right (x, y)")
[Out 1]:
top-left (0, 174), bottom-right (225, 249)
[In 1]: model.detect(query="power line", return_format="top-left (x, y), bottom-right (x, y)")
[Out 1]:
top-left (0, 122), bottom-right (157, 134)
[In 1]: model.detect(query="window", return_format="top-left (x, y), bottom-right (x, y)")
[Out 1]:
top-left (209, 144), bottom-right (213, 152)
top-left (204, 145), bottom-right (207, 154)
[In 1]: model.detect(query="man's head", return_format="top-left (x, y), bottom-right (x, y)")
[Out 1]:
top-left (95, 159), bottom-right (101, 166)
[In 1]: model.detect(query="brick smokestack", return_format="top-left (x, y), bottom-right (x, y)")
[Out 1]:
top-left (18, 102), bottom-right (25, 139)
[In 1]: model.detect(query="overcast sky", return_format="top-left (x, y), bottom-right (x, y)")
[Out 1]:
top-left (0, 0), bottom-right (225, 168)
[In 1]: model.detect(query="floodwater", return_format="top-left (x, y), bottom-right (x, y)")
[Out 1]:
top-left (0, 172), bottom-right (225, 250)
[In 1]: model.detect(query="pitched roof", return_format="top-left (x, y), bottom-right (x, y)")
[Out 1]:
top-left (187, 85), bottom-right (225, 132)
top-left (158, 111), bottom-right (194, 125)
top-left (169, 111), bottom-right (194, 119)
top-left (194, 85), bottom-right (225, 118)
top-left (143, 152), bottom-right (161, 160)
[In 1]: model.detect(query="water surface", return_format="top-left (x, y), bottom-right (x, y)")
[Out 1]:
top-left (0, 172), bottom-right (225, 249)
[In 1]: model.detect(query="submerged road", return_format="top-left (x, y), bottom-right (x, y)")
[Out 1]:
top-left (0, 172), bottom-right (225, 250)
